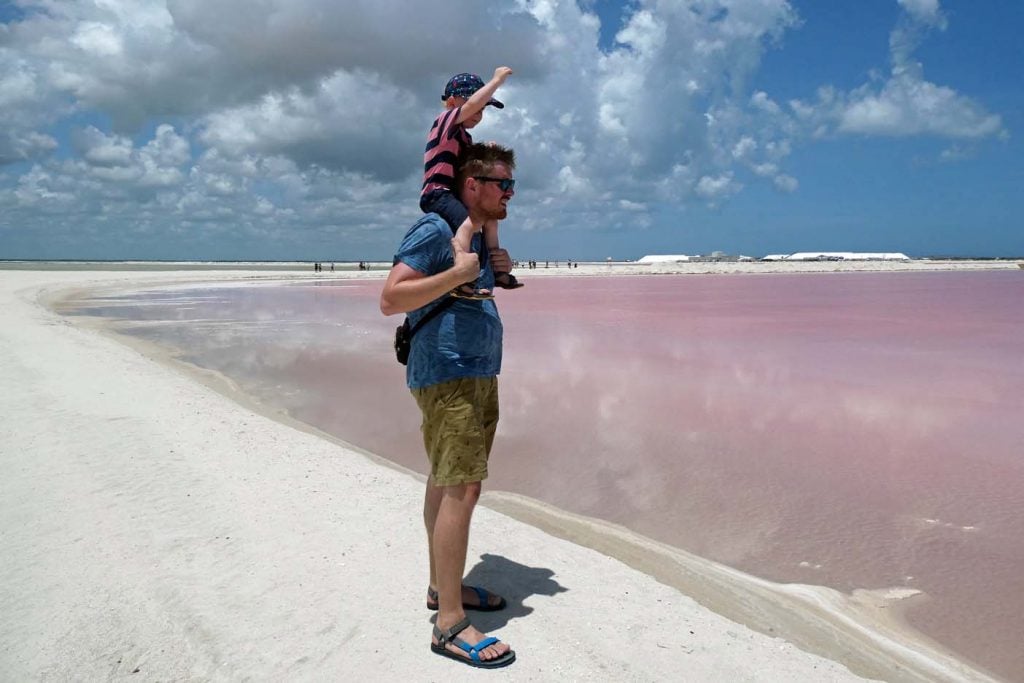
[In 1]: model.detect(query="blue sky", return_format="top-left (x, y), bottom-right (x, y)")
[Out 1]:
top-left (0, 0), bottom-right (1020, 261)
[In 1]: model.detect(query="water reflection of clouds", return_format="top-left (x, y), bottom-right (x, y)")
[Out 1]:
top-left (841, 393), bottom-right (943, 437)
top-left (499, 288), bottom-right (1021, 569)
top-left (507, 295), bottom-right (1017, 497)
top-left (139, 284), bottom-right (384, 356)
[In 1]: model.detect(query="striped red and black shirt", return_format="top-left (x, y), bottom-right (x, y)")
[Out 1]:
top-left (421, 106), bottom-right (472, 198)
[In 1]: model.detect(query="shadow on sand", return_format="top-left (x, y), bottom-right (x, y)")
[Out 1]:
top-left (427, 552), bottom-right (567, 630)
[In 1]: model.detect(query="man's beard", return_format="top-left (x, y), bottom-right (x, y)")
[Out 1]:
top-left (483, 205), bottom-right (507, 221)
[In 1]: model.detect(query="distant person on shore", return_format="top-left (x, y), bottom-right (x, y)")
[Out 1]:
top-left (381, 142), bottom-right (518, 669)
top-left (420, 67), bottom-right (523, 298)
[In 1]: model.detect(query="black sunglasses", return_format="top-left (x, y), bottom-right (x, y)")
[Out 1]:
top-left (473, 176), bottom-right (516, 192)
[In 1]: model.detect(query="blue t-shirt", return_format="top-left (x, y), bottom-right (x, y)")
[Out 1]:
top-left (395, 214), bottom-right (502, 389)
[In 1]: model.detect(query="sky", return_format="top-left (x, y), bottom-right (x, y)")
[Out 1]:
top-left (0, 0), bottom-right (1021, 261)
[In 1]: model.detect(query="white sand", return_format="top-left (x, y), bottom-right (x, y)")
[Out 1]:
top-left (1, 266), bottom-right (1012, 681)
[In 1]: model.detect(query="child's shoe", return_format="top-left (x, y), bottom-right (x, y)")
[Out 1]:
top-left (494, 272), bottom-right (524, 289)
top-left (451, 283), bottom-right (494, 300)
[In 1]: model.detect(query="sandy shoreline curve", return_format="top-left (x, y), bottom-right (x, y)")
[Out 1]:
top-left (2, 267), bottom-right (1012, 681)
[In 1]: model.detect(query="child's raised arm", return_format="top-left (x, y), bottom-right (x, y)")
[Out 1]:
top-left (456, 66), bottom-right (513, 124)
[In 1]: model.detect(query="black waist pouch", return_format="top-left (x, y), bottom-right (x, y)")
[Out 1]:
top-left (394, 319), bottom-right (412, 365)
top-left (393, 297), bottom-right (456, 365)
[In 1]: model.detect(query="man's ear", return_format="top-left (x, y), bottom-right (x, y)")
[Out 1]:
top-left (460, 176), bottom-right (479, 202)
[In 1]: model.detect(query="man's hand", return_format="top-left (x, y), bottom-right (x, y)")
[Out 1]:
top-left (451, 238), bottom-right (481, 281)
top-left (489, 248), bottom-right (513, 275)
top-left (493, 66), bottom-right (513, 84)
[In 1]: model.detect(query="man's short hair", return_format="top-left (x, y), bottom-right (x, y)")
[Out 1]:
top-left (457, 143), bottom-right (516, 191)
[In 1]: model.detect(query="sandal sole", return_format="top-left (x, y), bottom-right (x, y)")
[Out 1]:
top-left (430, 643), bottom-right (516, 669)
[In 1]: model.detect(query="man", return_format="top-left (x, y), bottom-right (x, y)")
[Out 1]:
top-left (379, 142), bottom-right (518, 669)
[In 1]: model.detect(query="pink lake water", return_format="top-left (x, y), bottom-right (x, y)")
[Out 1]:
top-left (73, 271), bottom-right (1024, 680)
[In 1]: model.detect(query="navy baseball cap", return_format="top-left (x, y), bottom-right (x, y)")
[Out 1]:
top-left (442, 73), bottom-right (504, 108)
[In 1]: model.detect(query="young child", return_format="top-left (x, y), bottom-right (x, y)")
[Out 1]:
top-left (421, 67), bottom-right (522, 298)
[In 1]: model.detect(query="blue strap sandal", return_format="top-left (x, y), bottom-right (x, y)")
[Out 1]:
top-left (427, 585), bottom-right (507, 612)
top-left (431, 617), bottom-right (516, 669)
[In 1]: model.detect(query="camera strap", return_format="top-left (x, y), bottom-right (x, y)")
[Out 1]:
top-left (405, 296), bottom-right (457, 340)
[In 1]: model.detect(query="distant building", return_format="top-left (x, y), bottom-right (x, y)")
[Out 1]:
top-left (761, 252), bottom-right (910, 261)
top-left (639, 251), bottom-right (912, 264)
top-left (639, 252), bottom-right (754, 263)
top-left (785, 252), bottom-right (910, 261)
top-left (690, 253), bottom-right (740, 262)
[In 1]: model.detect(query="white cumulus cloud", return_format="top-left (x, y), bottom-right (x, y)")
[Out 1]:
top-left (790, 0), bottom-right (1002, 142)
top-left (0, 0), bottom-right (1011, 258)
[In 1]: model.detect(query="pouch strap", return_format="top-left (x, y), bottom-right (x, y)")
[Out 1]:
top-left (406, 295), bottom-right (457, 340)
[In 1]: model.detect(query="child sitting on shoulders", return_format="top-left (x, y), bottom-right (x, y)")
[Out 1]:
top-left (421, 67), bottom-right (523, 298)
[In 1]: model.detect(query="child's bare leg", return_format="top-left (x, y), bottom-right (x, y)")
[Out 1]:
top-left (483, 218), bottom-right (500, 253)
top-left (451, 217), bottom-right (490, 297)
top-left (486, 218), bottom-right (523, 290)
top-left (452, 216), bottom-right (476, 255)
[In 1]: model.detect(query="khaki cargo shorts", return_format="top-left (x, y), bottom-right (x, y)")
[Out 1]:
top-left (411, 376), bottom-right (498, 486)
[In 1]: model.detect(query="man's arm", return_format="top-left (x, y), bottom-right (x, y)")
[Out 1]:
top-left (455, 66), bottom-right (513, 125)
top-left (380, 238), bottom-right (480, 316)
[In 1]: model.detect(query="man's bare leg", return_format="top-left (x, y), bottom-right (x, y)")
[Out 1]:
top-left (425, 477), bottom-right (504, 609)
top-left (424, 476), bottom-right (442, 591)
top-left (427, 481), bottom-right (510, 662)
